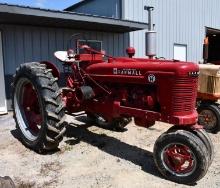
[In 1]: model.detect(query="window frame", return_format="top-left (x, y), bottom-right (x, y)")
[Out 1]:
top-left (173, 43), bottom-right (188, 61)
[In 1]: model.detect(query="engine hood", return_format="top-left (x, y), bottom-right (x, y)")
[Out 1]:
top-left (85, 58), bottom-right (199, 77)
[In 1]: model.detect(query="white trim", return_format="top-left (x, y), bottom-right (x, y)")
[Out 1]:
top-left (0, 31), bottom-right (7, 114)
top-left (0, 100), bottom-right (7, 115)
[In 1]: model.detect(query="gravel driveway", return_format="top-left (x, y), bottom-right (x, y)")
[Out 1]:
top-left (0, 112), bottom-right (220, 188)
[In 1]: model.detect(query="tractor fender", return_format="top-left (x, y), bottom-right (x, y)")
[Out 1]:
top-left (40, 61), bottom-right (60, 79)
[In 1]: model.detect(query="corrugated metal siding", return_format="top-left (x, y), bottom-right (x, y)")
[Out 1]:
top-left (1, 24), bottom-right (128, 74)
top-left (69, 0), bottom-right (121, 19)
top-left (123, 0), bottom-right (220, 62)
top-left (1, 24), bottom-right (129, 107)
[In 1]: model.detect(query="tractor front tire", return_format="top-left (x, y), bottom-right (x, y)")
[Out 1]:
top-left (197, 103), bottom-right (220, 133)
top-left (12, 62), bottom-right (66, 153)
top-left (167, 126), bottom-right (214, 167)
top-left (153, 129), bottom-right (209, 184)
top-left (191, 128), bottom-right (214, 166)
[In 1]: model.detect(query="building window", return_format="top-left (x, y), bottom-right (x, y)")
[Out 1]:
top-left (77, 40), bottom-right (102, 54)
top-left (174, 44), bottom-right (187, 61)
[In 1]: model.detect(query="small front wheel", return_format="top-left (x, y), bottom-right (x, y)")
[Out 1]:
top-left (167, 126), bottom-right (214, 167)
top-left (191, 129), bottom-right (214, 166)
top-left (153, 129), bottom-right (209, 184)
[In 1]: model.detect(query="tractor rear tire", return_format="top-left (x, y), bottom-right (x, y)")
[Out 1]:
top-left (197, 103), bottom-right (220, 133)
top-left (153, 129), bottom-right (209, 184)
top-left (12, 62), bottom-right (66, 153)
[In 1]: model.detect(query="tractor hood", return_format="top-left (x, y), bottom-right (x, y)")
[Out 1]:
top-left (85, 58), bottom-right (199, 85)
top-left (86, 58), bottom-right (199, 77)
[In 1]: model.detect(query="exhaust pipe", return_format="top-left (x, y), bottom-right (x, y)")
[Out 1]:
top-left (144, 6), bottom-right (156, 59)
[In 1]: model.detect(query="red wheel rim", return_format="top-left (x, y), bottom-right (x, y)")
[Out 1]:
top-left (199, 110), bottom-right (217, 129)
top-left (21, 82), bottom-right (43, 135)
top-left (163, 144), bottom-right (195, 175)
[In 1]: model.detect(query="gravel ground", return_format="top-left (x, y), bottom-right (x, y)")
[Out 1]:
top-left (0, 112), bottom-right (220, 188)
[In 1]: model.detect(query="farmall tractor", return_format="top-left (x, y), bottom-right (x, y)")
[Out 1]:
top-left (12, 8), bottom-right (213, 185)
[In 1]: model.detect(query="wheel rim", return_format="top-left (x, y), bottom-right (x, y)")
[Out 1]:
top-left (161, 143), bottom-right (197, 177)
top-left (199, 109), bottom-right (217, 130)
top-left (14, 78), bottom-right (43, 141)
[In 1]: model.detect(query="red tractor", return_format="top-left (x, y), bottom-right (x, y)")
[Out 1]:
top-left (12, 35), bottom-right (213, 184)
top-left (13, 4), bottom-right (214, 184)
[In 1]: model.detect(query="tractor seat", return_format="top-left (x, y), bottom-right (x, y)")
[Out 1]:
top-left (54, 51), bottom-right (75, 63)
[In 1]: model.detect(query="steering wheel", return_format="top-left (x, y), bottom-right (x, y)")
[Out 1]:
top-left (67, 33), bottom-right (88, 54)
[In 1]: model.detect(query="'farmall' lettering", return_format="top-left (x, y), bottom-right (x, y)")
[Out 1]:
top-left (113, 68), bottom-right (142, 76)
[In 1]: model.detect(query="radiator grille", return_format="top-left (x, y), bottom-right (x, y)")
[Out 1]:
top-left (172, 77), bottom-right (198, 113)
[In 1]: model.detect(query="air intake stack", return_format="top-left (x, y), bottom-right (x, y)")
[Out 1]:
top-left (145, 6), bottom-right (156, 59)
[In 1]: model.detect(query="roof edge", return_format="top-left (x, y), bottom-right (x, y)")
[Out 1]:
top-left (64, 0), bottom-right (94, 11)
top-left (0, 3), bottom-right (146, 25)
top-left (0, 3), bottom-right (147, 33)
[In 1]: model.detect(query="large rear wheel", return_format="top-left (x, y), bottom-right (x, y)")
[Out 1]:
top-left (12, 62), bottom-right (66, 153)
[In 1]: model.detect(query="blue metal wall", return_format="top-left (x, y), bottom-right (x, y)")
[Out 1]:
top-left (1, 24), bottom-right (129, 74)
top-left (1, 24), bottom-right (129, 106)
top-left (70, 0), bottom-right (220, 61)
top-left (68, 0), bottom-right (122, 18)
top-left (122, 0), bottom-right (220, 62)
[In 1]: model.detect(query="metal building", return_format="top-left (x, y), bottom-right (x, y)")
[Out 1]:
top-left (0, 3), bottom-right (146, 114)
top-left (68, 0), bottom-right (220, 61)
top-left (2, 0), bottom-right (220, 114)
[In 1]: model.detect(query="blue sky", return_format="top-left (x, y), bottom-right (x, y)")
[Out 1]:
top-left (0, 0), bottom-right (80, 10)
